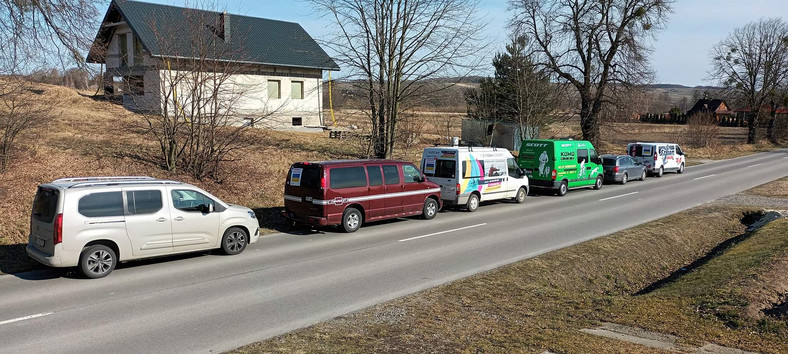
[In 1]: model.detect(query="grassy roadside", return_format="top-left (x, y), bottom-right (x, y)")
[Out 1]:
top-left (235, 180), bottom-right (788, 353)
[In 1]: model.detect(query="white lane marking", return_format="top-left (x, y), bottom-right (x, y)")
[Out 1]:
top-left (399, 223), bottom-right (487, 242)
top-left (0, 312), bottom-right (53, 326)
top-left (599, 191), bottom-right (639, 202)
top-left (747, 163), bottom-right (762, 168)
top-left (693, 174), bottom-right (717, 181)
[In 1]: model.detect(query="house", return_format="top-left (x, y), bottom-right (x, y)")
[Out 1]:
top-left (86, 0), bottom-right (340, 130)
top-left (685, 99), bottom-right (733, 122)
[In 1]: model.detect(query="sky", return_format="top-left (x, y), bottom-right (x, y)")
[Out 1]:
top-left (133, 0), bottom-right (788, 87)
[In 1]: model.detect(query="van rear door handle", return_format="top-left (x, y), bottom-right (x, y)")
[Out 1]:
top-left (156, 217), bottom-right (167, 222)
top-left (174, 216), bottom-right (184, 221)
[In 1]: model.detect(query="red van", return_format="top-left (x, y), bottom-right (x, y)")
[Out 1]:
top-left (282, 160), bottom-right (442, 232)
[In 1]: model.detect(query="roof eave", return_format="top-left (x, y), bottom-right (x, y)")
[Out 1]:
top-left (149, 54), bottom-right (340, 71)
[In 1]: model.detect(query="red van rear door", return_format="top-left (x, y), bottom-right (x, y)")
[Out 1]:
top-left (284, 164), bottom-right (324, 219)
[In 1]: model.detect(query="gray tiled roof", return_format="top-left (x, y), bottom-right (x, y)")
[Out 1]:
top-left (87, 0), bottom-right (339, 71)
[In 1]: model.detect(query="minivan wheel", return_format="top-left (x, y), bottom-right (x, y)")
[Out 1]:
top-left (678, 163), bottom-right (685, 174)
top-left (514, 187), bottom-right (527, 204)
top-left (593, 176), bottom-right (603, 190)
top-left (557, 180), bottom-right (568, 196)
top-left (657, 166), bottom-right (664, 177)
top-left (79, 245), bottom-right (117, 279)
top-left (342, 207), bottom-right (362, 233)
top-left (221, 227), bottom-right (248, 255)
top-left (466, 193), bottom-right (480, 212)
top-left (621, 173), bottom-right (628, 185)
top-left (422, 198), bottom-right (438, 220)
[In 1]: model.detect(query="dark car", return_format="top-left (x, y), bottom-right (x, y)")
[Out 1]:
top-left (600, 155), bottom-right (647, 184)
top-left (282, 160), bottom-right (442, 233)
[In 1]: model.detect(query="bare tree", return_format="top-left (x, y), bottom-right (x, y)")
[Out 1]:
top-left (510, 0), bottom-right (673, 146)
top-left (309, 0), bottom-right (486, 158)
top-left (0, 0), bottom-right (100, 73)
top-left (131, 6), bottom-right (286, 180)
top-left (0, 79), bottom-right (55, 172)
top-left (711, 18), bottom-right (788, 144)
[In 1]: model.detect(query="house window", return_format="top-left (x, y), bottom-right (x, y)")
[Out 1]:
top-left (268, 80), bottom-right (281, 99)
top-left (133, 36), bottom-right (143, 67)
top-left (291, 81), bottom-right (303, 99)
top-left (291, 117), bottom-right (302, 126)
top-left (118, 33), bottom-right (128, 68)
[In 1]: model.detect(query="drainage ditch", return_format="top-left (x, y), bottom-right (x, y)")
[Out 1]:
top-left (635, 210), bottom-right (776, 296)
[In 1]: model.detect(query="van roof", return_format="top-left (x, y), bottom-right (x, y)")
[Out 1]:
top-left (631, 142), bottom-right (675, 145)
top-left (293, 159), bottom-right (411, 167)
top-left (44, 176), bottom-right (185, 189)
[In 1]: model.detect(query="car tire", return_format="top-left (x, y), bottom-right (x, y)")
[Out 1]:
top-left (342, 207), bottom-right (362, 233)
top-left (593, 176), bottom-right (603, 190)
top-left (221, 227), bottom-right (248, 255)
top-left (79, 244), bottom-right (117, 279)
top-left (557, 180), bottom-right (568, 196)
top-left (621, 173), bottom-right (628, 185)
top-left (466, 193), bottom-right (479, 212)
top-left (640, 169), bottom-right (647, 181)
top-left (657, 166), bottom-right (664, 177)
top-left (422, 198), bottom-right (438, 220)
top-left (678, 163), bottom-right (685, 174)
top-left (514, 187), bottom-right (527, 204)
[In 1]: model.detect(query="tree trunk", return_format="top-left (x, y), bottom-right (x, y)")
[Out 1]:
top-left (747, 110), bottom-right (758, 144)
top-left (580, 97), bottom-right (600, 146)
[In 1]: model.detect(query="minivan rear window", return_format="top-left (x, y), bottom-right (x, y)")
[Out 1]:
top-left (32, 187), bottom-right (59, 223)
top-left (291, 165), bottom-right (322, 188)
top-left (78, 192), bottom-right (124, 218)
top-left (424, 159), bottom-right (456, 179)
top-left (330, 167), bottom-right (367, 189)
top-left (632, 145), bottom-right (653, 157)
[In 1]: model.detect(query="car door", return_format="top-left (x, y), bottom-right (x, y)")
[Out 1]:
top-left (622, 156), bottom-right (636, 177)
top-left (167, 188), bottom-right (221, 251)
top-left (365, 165), bottom-right (385, 219)
top-left (401, 163), bottom-right (428, 213)
top-left (123, 187), bottom-right (173, 257)
top-left (382, 164), bottom-right (403, 216)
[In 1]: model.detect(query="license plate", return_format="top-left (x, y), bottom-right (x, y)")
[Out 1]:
top-left (305, 196), bottom-right (313, 202)
top-left (35, 237), bottom-right (46, 247)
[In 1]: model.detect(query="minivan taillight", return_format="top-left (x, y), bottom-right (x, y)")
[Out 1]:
top-left (53, 213), bottom-right (63, 245)
top-left (456, 183), bottom-right (461, 195)
top-left (613, 166), bottom-right (619, 173)
top-left (654, 153), bottom-right (658, 161)
top-left (320, 176), bottom-right (327, 189)
top-left (551, 169), bottom-right (557, 181)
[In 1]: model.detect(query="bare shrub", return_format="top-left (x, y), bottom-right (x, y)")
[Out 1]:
top-left (686, 112), bottom-right (720, 148)
top-left (0, 79), bottom-right (55, 172)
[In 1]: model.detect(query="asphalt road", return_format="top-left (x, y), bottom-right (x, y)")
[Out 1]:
top-left (1, 149), bottom-right (786, 353)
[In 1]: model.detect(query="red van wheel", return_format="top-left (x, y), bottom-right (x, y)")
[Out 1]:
top-left (422, 198), bottom-right (438, 220)
top-left (342, 207), bottom-right (362, 233)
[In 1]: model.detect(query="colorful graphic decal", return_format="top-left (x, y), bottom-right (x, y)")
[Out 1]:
top-left (538, 151), bottom-right (550, 177)
top-left (459, 154), bottom-right (506, 194)
top-left (290, 168), bottom-right (303, 186)
top-left (424, 158), bottom-right (436, 174)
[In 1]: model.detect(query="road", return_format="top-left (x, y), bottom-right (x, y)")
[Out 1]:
top-left (1, 149), bottom-right (786, 353)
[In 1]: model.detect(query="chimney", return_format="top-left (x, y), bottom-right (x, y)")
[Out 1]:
top-left (220, 11), bottom-right (230, 42)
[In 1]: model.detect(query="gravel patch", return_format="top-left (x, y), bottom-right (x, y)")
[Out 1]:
top-left (714, 194), bottom-right (788, 209)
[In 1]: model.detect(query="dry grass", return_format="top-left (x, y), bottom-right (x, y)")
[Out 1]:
top-left (745, 177), bottom-right (788, 198)
top-left (235, 179), bottom-right (788, 354)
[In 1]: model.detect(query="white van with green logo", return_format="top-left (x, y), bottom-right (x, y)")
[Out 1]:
top-left (421, 147), bottom-right (529, 212)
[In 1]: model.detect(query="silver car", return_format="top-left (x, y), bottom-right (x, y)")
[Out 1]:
top-left (601, 155), bottom-right (647, 184)
top-left (27, 177), bottom-right (260, 278)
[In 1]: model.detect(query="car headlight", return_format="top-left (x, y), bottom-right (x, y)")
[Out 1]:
top-left (247, 211), bottom-right (256, 219)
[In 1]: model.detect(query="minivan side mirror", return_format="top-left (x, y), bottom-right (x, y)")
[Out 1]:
top-left (197, 204), bottom-right (212, 213)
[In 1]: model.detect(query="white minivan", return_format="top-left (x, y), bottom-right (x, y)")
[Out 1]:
top-left (421, 146), bottom-right (529, 211)
top-left (27, 177), bottom-right (260, 278)
top-left (627, 142), bottom-right (686, 177)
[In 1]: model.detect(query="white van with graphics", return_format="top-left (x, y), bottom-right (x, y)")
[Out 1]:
top-left (627, 142), bottom-right (686, 177)
top-left (421, 147), bottom-right (529, 212)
